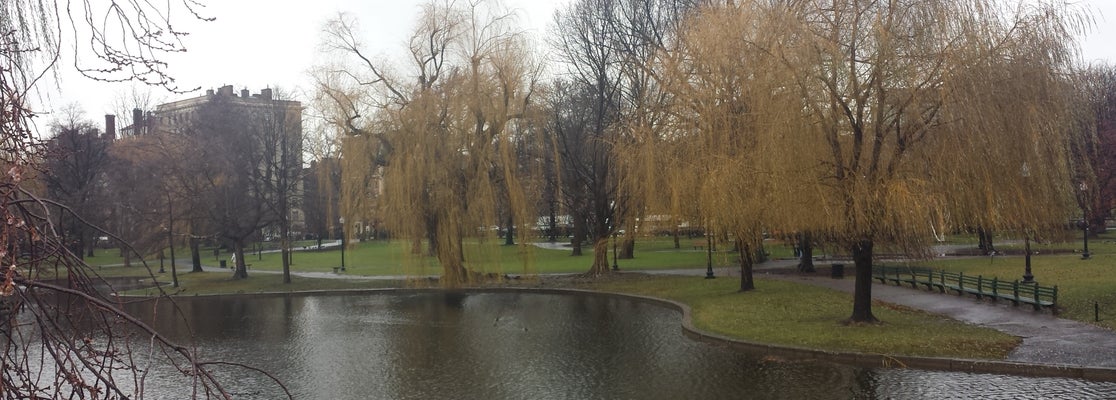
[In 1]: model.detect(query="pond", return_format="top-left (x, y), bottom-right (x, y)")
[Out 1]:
top-left (122, 291), bottom-right (1116, 399)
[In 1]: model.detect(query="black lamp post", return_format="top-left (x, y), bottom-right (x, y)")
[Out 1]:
top-left (339, 217), bottom-right (346, 272)
top-left (155, 208), bottom-right (165, 274)
top-left (1082, 182), bottom-right (1091, 260)
top-left (1022, 236), bottom-right (1034, 283)
top-left (1021, 163), bottom-right (1034, 283)
top-left (1083, 219), bottom-right (1091, 260)
top-left (705, 232), bottom-right (715, 279)
top-left (611, 232), bottom-right (619, 271)
top-left (168, 198), bottom-right (177, 288)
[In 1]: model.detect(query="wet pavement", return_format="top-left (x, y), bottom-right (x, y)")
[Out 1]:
top-left (648, 259), bottom-right (1116, 369)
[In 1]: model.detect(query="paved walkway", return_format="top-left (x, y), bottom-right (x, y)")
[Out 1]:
top-left (648, 260), bottom-right (1116, 369)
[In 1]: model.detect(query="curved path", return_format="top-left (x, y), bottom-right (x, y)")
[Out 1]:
top-left (649, 260), bottom-right (1116, 370)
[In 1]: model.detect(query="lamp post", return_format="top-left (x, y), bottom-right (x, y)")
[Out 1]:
top-left (1020, 163), bottom-right (1034, 283)
top-left (1083, 217), bottom-right (1091, 260)
top-left (167, 197), bottom-right (177, 288)
top-left (339, 217), bottom-right (346, 272)
top-left (1081, 182), bottom-right (1091, 260)
top-left (611, 232), bottom-right (619, 271)
top-left (1022, 236), bottom-right (1034, 283)
top-left (705, 231), bottom-right (715, 279)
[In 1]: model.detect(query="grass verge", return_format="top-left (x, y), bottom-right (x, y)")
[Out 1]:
top-left (574, 275), bottom-right (1019, 359)
top-left (123, 270), bottom-right (403, 296)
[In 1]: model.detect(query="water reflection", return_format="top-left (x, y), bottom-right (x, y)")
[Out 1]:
top-left (123, 292), bottom-right (1116, 399)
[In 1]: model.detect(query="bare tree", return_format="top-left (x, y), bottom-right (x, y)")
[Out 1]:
top-left (256, 88), bottom-right (304, 283)
top-left (622, 2), bottom-right (778, 290)
top-left (40, 106), bottom-right (113, 259)
top-left (549, 0), bottom-right (630, 273)
top-left (0, 1), bottom-right (293, 398)
top-left (550, 0), bottom-right (701, 274)
top-left (1075, 64), bottom-right (1116, 235)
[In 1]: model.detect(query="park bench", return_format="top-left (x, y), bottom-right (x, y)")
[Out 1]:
top-left (874, 266), bottom-right (1057, 312)
top-left (692, 241), bottom-right (705, 250)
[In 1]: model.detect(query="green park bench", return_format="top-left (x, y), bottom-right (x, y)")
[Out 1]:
top-left (874, 266), bottom-right (1057, 312)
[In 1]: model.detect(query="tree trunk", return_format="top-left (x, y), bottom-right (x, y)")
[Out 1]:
top-left (570, 213), bottom-right (585, 256)
top-left (586, 237), bottom-right (611, 275)
top-left (440, 252), bottom-right (469, 286)
top-left (281, 230), bottom-right (291, 284)
top-left (547, 204), bottom-right (557, 242)
top-left (503, 214), bottom-right (515, 246)
top-left (86, 232), bottom-right (95, 258)
top-left (1090, 214), bottom-right (1107, 235)
top-left (737, 239), bottom-right (755, 292)
top-left (847, 239), bottom-right (877, 323)
top-left (754, 242), bottom-right (767, 263)
top-left (620, 236), bottom-right (634, 259)
top-left (436, 223), bottom-right (469, 287)
top-left (190, 237), bottom-right (203, 272)
top-left (232, 241), bottom-right (248, 279)
top-left (797, 231), bottom-right (816, 273)
top-left (672, 227), bottom-right (680, 249)
top-left (977, 227), bottom-right (995, 255)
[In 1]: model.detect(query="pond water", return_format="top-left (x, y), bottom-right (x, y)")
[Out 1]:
top-left (122, 292), bottom-right (1116, 399)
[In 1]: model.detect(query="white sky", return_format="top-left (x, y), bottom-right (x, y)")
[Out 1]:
top-left (43, 0), bottom-right (1116, 122)
top-left (45, 0), bottom-right (569, 120)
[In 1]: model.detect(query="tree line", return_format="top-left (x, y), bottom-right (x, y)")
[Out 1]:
top-left (315, 0), bottom-right (1116, 323)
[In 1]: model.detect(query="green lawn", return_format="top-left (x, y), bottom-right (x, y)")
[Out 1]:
top-left (890, 230), bottom-right (1116, 330)
top-left (195, 237), bottom-right (761, 275)
top-left (123, 270), bottom-right (403, 296)
top-left (577, 276), bottom-right (1019, 359)
top-left (87, 236), bottom-right (799, 275)
top-left (91, 230), bottom-right (1071, 361)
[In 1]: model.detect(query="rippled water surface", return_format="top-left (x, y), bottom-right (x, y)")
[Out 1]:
top-left (123, 292), bottom-right (1116, 399)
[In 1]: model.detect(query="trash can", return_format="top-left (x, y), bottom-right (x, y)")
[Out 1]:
top-left (831, 264), bottom-right (844, 279)
top-left (219, 260), bottom-right (227, 268)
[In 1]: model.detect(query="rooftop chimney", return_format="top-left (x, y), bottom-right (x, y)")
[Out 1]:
top-left (241, 88), bottom-right (250, 98)
top-left (260, 88), bottom-right (273, 100)
top-left (132, 108), bottom-right (143, 135)
top-left (218, 85), bottom-right (234, 96)
top-left (105, 114), bottom-right (116, 141)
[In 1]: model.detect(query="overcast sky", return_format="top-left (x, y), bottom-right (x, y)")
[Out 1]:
top-left (44, 0), bottom-right (1116, 123)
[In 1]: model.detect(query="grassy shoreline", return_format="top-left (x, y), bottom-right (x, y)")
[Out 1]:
top-left (116, 269), bottom-right (1019, 361)
top-left (90, 231), bottom-right (1116, 361)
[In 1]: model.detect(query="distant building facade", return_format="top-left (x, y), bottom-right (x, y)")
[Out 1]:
top-left (126, 85), bottom-right (305, 238)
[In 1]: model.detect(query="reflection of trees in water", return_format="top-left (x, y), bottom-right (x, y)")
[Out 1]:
top-left (1, 0), bottom-right (291, 396)
top-left (119, 293), bottom-right (1116, 399)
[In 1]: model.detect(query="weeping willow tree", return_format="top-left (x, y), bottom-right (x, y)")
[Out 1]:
top-left (622, 2), bottom-right (785, 291)
top-left (629, 0), bottom-right (1087, 322)
top-left (319, 0), bottom-right (538, 286)
top-left (770, 0), bottom-right (1083, 323)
